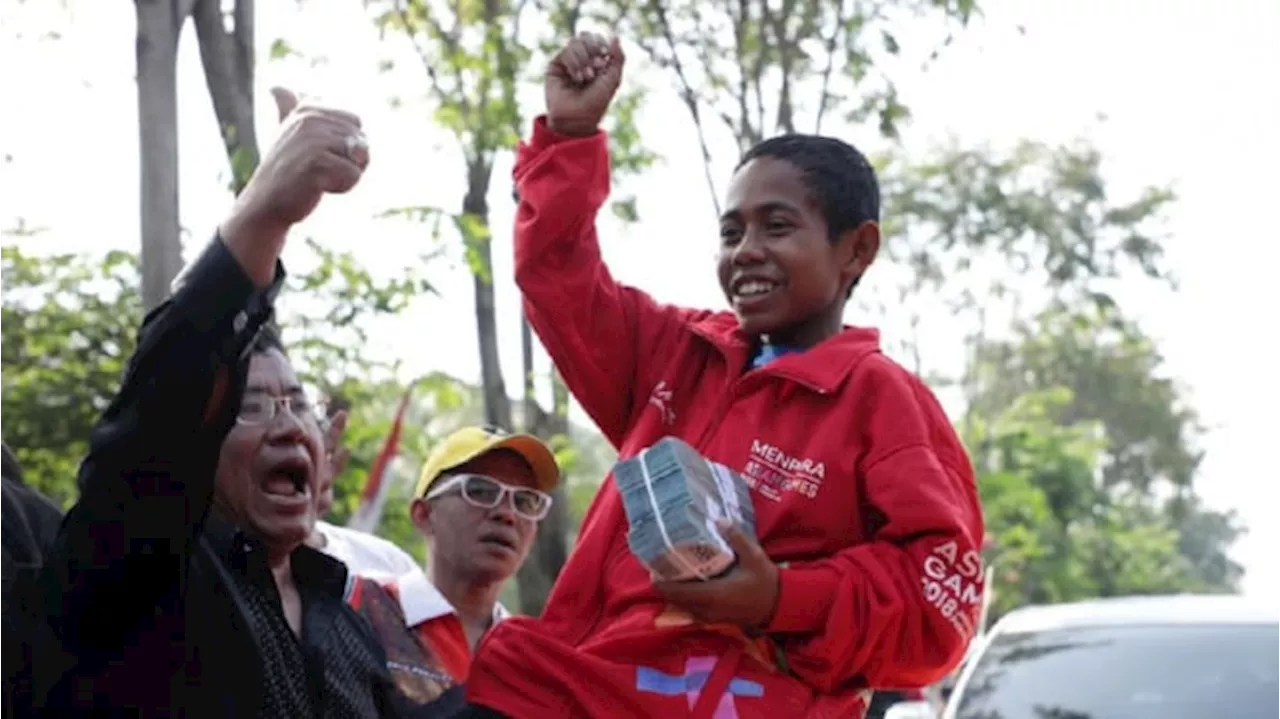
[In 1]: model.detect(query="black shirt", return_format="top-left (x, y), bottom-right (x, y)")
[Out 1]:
top-left (203, 516), bottom-right (390, 718)
top-left (10, 239), bottom-right (433, 717)
top-left (3, 476), bottom-right (64, 717)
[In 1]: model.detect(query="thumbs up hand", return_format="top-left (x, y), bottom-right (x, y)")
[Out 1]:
top-left (269, 86), bottom-right (301, 121)
top-left (228, 88), bottom-right (369, 239)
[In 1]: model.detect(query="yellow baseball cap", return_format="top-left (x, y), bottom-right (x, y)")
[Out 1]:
top-left (414, 426), bottom-right (560, 498)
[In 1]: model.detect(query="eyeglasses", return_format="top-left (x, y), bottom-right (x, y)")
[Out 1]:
top-left (236, 393), bottom-right (320, 426)
top-left (424, 474), bottom-right (552, 522)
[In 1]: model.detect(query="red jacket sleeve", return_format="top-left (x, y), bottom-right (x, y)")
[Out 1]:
top-left (513, 117), bottom-right (699, 447)
top-left (765, 356), bottom-right (985, 692)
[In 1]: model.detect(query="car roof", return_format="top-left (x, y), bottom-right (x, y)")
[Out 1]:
top-left (991, 594), bottom-right (1278, 635)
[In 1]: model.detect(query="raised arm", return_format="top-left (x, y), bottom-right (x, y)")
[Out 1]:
top-left (517, 35), bottom-right (701, 446)
top-left (37, 238), bottom-right (282, 645)
top-left (30, 87), bottom-right (371, 655)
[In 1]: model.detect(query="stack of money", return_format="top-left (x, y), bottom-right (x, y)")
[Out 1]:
top-left (614, 436), bottom-right (757, 582)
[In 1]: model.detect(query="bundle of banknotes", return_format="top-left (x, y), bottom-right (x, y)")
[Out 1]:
top-left (614, 436), bottom-right (757, 582)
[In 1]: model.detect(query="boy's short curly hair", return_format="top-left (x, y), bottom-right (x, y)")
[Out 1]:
top-left (737, 134), bottom-right (880, 243)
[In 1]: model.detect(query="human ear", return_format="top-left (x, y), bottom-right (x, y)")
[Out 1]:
top-left (410, 498), bottom-right (435, 538)
top-left (837, 220), bottom-right (880, 289)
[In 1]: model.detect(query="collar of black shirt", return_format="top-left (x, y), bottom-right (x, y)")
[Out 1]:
top-left (203, 511), bottom-right (351, 599)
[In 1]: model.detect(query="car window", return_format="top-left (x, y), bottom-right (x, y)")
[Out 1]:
top-left (953, 622), bottom-right (1278, 719)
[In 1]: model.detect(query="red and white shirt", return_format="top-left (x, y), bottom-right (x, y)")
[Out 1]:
top-left (346, 565), bottom-right (509, 707)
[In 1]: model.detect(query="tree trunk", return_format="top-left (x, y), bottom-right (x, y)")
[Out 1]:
top-left (191, 0), bottom-right (258, 192)
top-left (474, 265), bottom-right (511, 430)
top-left (516, 479), bottom-right (569, 616)
top-left (520, 317), bottom-right (538, 431)
top-left (515, 316), bottom-right (571, 616)
top-left (463, 164), bottom-right (512, 433)
top-left (135, 0), bottom-right (191, 311)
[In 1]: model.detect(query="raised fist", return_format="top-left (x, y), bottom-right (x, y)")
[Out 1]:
top-left (232, 88), bottom-right (370, 235)
top-left (545, 33), bottom-right (624, 138)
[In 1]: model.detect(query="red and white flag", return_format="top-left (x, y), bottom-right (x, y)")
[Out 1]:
top-left (346, 384), bottom-right (415, 534)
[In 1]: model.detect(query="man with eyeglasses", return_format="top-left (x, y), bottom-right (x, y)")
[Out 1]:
top-left (345, 426), bottom-right (559, 711)
top-left (12, 89), bottom-right (441, 717)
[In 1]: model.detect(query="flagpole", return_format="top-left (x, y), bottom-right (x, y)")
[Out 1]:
top-left (347, 382), bottom-right (417, 534)
top-left (977, 563), bottom-right (996, 639)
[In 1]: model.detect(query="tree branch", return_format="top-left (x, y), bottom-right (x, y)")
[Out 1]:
top-left (746, 0), bottom-right (767, 148)
top-left (648, 0), bottom-right (721, 215)
top-left (499, 0), bottom-right (536, 144)
top-left (684, 4), bottom-right (735, 142)
top-left (762, 0), bottom-right (803, 135)
top-left (729, 0), bottom-right (753, 144)
top-left (191, 0), bottom-right (258, 192)
top-left (813, 0), bottom-right (848, 134)
top-left (393, 0), bottom-right (471, 121)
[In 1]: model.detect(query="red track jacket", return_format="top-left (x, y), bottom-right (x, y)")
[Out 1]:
top-left (466, 118), bottom-right (985, 719)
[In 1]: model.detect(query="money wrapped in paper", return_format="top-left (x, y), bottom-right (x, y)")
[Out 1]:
top-left (614, 436), bottom-right (757, 582)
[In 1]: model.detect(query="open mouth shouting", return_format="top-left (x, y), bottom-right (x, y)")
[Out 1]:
top-left (259, 449), bottom-right (315, 512)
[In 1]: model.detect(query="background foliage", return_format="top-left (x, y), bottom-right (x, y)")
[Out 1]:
top-left (0, 0), bottom-right (1242, 621)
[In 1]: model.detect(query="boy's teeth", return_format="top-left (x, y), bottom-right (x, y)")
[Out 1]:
top-left (738, 281), bottom-right (774, 296)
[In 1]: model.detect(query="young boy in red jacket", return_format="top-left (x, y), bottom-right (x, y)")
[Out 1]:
top-left (462, 33), bottom-right (986, 719)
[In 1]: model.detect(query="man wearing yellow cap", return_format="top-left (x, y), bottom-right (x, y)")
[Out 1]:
top-left (347, 425), bottom-right (560, 711)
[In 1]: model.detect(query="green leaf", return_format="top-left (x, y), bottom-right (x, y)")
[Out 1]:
top-left (269, 38), bottom-right (297, 61)
top-left (610, 197), bottom-right (639, 224)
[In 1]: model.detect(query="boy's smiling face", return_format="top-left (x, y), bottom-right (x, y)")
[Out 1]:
top-left (717, 155), bottom-right (877, 348)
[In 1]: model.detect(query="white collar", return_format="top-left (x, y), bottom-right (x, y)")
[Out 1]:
top-left (395, 568), bottom-right (510, 627)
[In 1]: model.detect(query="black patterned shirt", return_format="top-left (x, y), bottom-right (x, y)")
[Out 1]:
top-left (208, 517), bottom-right (391, 718)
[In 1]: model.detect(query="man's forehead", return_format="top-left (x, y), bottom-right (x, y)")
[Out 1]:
top-left (245, 350), bottom-right (303, 394)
